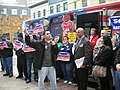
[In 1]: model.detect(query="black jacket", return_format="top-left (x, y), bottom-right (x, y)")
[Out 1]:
top-left (94, 46), bottom-right (112, 67)
top-left (114, 48), bottom-right (120, 67)
top-left (0, 40), bottom-right (13, 58)
top-left (94, 45), bottom-right (112, 79)
top-left (25, 35), bottom-right (58, 70)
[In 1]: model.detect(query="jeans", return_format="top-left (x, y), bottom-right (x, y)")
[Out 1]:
top-left (60, 62), bottom-right (73, 82)
top-left (26, 59), bottom-right (38, 80)
top-left (114, 71), bottom-right (120, 90)
top-left (38, 66), bottom-right (57, 90)
top-left (1, 57), bottom-right (13, 74)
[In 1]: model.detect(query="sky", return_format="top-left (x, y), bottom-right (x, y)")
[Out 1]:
top-left (2, 0), bottom-right (16, 3)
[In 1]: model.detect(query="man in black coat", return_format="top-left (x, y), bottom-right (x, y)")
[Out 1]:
top-left (24, 29), bottom-right (58, 90)
top-left (14, 33), bottom-right (27, 80)
top-left (0, 34), bottom-right (13, 77)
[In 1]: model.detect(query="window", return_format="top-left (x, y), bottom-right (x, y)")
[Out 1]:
top-left (63, 2), bottom-right (68, 11)
top-left (50, 6), bottom-right (54, 14)
top-left (38, 11), bottom-right (41, 17)
top-left (99, 0), bottom-right (106, 4)
top-left (2, 8), bottom-right (7, 15)
top-left (82, 0), bottom-right (87, 7)
top-left (33, 12), bottom-right (35, 18)
top-left (56, 4), bottom-right (61, 12)
top-left (43, 9), bottom-right (46, 16)
top-left (11, 9), bottom-right (17, 15)
top-left (22, 10), bottom-right (28, 15)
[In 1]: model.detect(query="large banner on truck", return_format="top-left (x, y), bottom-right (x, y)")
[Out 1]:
top-left (110, 16), bottom-right (120, 35)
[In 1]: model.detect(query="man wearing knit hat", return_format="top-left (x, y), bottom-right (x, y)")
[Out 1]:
top-left (0, 34), bottom-right (13, 77)
top-left (14, 33), bottom-right (27, 80)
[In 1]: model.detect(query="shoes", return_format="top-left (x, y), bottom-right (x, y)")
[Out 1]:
top-left (25, 78), bottom-right (27, 81)
top-left (3, 73), bottom-right (9, 76)
top-left (64, 80), bottom-right (68, 84)
top-left (9, 74), bottom-right (13, 77)
top-left (16, 76), bottom-right (23, 79)
top-left (56, 77), bottom-right (60, 81)
top-left (34, 79), bottom-right (38, 82)
top-left (26, 79), bottom-right (31, 83)
top-left (68, 81), bottom-right (72, 85)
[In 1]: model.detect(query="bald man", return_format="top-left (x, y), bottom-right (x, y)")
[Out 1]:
top-left (93, 30), bottom-right (108, 58)
top-left (73, 28), bottom-right (91, 90)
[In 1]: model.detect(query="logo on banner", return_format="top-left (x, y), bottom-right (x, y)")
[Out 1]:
top-left (14, 40), bottom-right (23, 50)
top-left (57, 52), bottom-right (70, 61)
top-left (33, 24), bottom-right (44, 35)
top-left (110, 16), bottom-right (120, 35)
top-left (110, 16), bottom-right (120, 30)
top-left (23, 44), bottom-right (36, 52)
top-left (0, 41), bottom-right (8, 49)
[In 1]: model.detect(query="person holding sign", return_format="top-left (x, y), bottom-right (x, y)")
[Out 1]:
top-left (0, 34), bottom-right (13, 77)
top-left (14, 33), bottom-right (27, 80)
top-left (57, 36), bottom-right (74, 85)
top-left (73, 28), bottom-right (91, 90)
top-left (23, 35), bottom-right (38, 83)
top-left (24, 28), bottom-right (58, 90)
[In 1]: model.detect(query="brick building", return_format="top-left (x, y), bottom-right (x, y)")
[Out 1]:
top-left (0, 4), bottom-right (30, 42)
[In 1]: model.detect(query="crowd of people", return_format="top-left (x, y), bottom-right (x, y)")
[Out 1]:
top-left (0, 27), bottom-right (120, 90)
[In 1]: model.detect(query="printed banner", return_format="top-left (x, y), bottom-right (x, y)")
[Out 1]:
top-left (33, 24), bottom-right (44, 35)
top-left (23, 44), bottom-right (36, 52)
top-left (57, 52), bottom-right (70, 61)
top-left (110, 16), bottom-right (120, 31)
top-left (14, 40), bottom-right (23, 50)
top-left (110, 16), bottom-right (120, 35)
top-left (0, 41), bottom-right (8, 49)
top-left (62, 20), bottom-right (73, 33)
top-left (25, 23), bottom-right (44, 36)
top-left (67, 32), bottom-right (76, 42)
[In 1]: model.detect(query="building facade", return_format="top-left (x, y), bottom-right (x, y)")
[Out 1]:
top-left (27, 0), bottom-right (119, 19)
top-left (16, 0), bottom-right (27, 6)
top-left (0, 2), bottom-right (30, 42)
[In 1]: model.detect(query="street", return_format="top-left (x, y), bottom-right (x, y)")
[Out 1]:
top-left (0, 71), bottom-right (96, 90)
top-left (0, 52), bottom-right (96, 90)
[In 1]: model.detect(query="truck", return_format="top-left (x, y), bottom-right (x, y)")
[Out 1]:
top-left (23, 1), bottom-right (120, 89)
top-left (23, 1), bottom-right (120, 39)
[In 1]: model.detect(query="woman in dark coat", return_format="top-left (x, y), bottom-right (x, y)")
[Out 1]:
top-left (93, 36), bottom-right (113, 90)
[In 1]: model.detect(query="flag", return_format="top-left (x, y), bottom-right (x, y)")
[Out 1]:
top-left (57, 52), bottom-right (70, 61)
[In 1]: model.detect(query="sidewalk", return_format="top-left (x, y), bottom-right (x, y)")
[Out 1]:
top-left (0, 71), bottom-right (95, 90)
top-left (0, 72), bottom-right (38, 90)
top-left (0, 51), bottom-right (95, 90)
